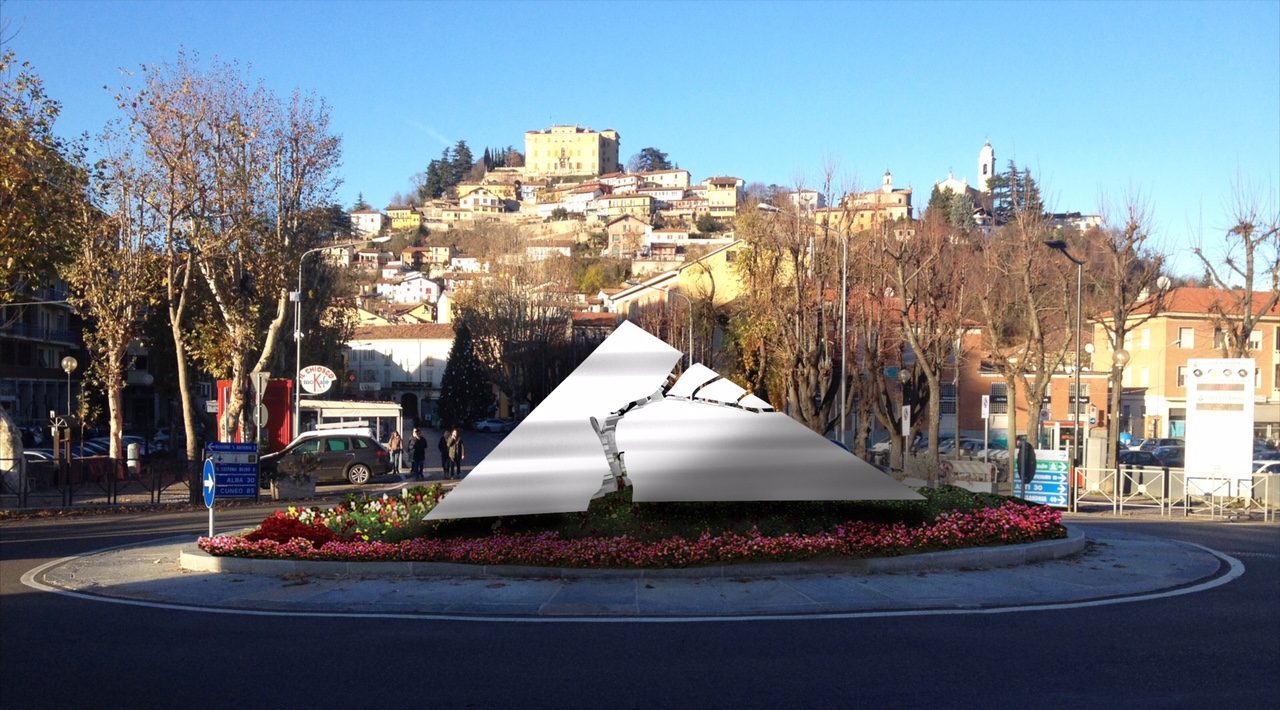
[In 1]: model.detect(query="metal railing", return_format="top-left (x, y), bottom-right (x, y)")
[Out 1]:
top-left (1071, 464), bottom-right (1278, 520)
top-left (1, 454), bottom-right (197, 509)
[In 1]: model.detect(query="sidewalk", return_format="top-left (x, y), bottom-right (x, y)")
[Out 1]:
top-left (27, 523), bottom-right (1236, 619)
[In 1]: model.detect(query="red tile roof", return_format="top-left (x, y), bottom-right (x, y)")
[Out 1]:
top-left (1129, 287), bottom-right (1280, 317)
top-left (352, 323), bottom-right (455, 340)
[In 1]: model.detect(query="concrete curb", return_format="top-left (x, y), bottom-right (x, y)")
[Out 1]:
top-left (180, 526), bottom-right (1086, 579)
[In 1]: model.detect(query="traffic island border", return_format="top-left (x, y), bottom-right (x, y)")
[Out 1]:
top-left (180, 526), bottom-right (1086, 579)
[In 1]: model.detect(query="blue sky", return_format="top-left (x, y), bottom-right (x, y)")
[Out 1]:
top-left (3, 0), bottom-right (1277, 277)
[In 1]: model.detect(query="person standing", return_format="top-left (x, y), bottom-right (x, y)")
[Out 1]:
top-left (448, 429), bottom-right (466, 479)
top-left (409, 428), bottom-right (427, 480)
top-left (437, 429), bottom-right (451, 478)
top-left (386, 430), bottom-right (403, 474)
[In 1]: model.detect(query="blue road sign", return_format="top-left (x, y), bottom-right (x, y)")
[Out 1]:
top-left (1015, 449), bottom-right (1071, 508)
top-left (205, 443), bottom-right (259, 499)
top-left (202, 458), bottom-right (216, 508)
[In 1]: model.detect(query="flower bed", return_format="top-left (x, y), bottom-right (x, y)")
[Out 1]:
top-left (198, 486), bottom-right (1065, 569)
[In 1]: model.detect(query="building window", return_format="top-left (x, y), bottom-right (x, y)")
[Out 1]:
top-left (1213, 327), bottom-right (1225, 349)
top-left (1177, 366), bottom-right (1187, 388)
top-left (1178, 327), bottom-right (1194, 348)
top-left (990, 382), bottom-right (1008, 414)
top-left (940, 383), bottom-right (957, 415)
top-left (1140, 329), bottom-right (1150, 349)
top-left (1274, 326), bottom-right (1279, 351)
top-left (1255, 368), bottom-right (1262, 390)
top-left (1248, 330), bottom-right (1262, 351)
top-left (1274, 363), bottom-right (1279, 390)
top-left (1140, 368), bottom-right (1149, 386)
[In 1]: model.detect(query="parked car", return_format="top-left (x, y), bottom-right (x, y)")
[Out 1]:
top-left (1138, 438), bottom-right (1184, 453)
top-left (1118, 450), bottom-right (1164, 467)
top-left (1151, 445), bottom-right (1184, 468)
top-left (259, 431), bottom-right (390, 486)
top-left (74, 440), bottom-right (110, 456)
top-left (472, 418), bottom-right (515, 433)
top-left (21, 449), bottom-right (54, 463)
top-left (1254, 460), bottom-right (1280, 475)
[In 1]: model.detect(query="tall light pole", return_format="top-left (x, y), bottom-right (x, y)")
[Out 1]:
top-left (60, 356), bottom-right (78, 417)
top-left (294, 235), bottom-right (389, 438)
top-left (839, 231), bottom-right (848, 447)
top-left (1044, 239), bottom-right (1085, 467)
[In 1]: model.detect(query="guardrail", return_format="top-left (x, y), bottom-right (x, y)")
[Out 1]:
top-left (1073, 464), bottom-right (1278, 520)
top-left (1, 454), bottom-right (197, 509)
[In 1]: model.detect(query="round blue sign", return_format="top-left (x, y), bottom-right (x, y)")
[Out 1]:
top-left (202, 458), bottom-right (216, 508)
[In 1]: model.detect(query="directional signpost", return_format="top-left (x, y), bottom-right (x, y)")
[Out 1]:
top-left (202, 458), bottom-right (216, 537)
top-left (206, 442), bottom-right (260, 499)
top-left (1015, 448), bottom-right (1070, 508)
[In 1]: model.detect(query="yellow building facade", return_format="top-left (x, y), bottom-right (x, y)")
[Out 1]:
top-left (524, 125), bottom-right (620, 178)
top-left (386, 205), bottom-right (423, 231)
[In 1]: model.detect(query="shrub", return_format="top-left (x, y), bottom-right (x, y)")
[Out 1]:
top-left (244, 511), bottom-right (336, 548)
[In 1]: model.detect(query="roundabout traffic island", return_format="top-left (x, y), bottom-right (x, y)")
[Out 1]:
top-left (192, 484), bottom-right (1071, 573)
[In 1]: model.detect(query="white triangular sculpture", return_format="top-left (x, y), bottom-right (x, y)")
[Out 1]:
top-left (426, 321), bottom-right (920, 521)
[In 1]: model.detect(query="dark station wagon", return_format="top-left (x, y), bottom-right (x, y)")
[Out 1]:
top-left (259, 431), bottom-right (391, 486)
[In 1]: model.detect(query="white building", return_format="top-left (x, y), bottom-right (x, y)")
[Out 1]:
top-left (639, 169), bottom-right (691, 189)
top-left (787, 189), bottom-right (826, 214)
top-left (375, 272), bottom-right (441, 305)
top-left (349, 209), bottom-right (385, 236)
top-left (527, 240), bottom-right (575, 261)
top-left (346, 323), bottom-right (456, 422)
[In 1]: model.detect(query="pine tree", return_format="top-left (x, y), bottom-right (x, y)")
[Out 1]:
top-left (927, 186), bottom-right (952, 215)
top-left (438, 321), bottom-right (492, 427)
top-left (482, 147), bottom-right (492, 171)
top-left (450, 140), bottom-right (473, 185)
top-left (946, 190), bottom-right (977, 232)
top-left (988, 161), bottom-right (1044, 225)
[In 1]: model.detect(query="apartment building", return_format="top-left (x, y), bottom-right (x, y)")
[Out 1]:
top-left (1091, 287), bottom-right (1280, 441)
top-left (524, 124), bottom-right (621, 178)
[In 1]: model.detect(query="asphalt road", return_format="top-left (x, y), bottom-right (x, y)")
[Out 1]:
top-left (1, 510), bottom-right (1276, 709)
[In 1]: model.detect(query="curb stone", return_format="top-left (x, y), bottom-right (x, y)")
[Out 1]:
top-left (180, 526), bottom-right (1086, 579)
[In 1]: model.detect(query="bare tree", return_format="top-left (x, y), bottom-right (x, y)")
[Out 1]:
top-left (882, 214), bottom-right (971, 484)
top-left (1082, 197), bottom-right (1166, 466)
top-left (1192, 191), bottom-right (1280, 357)
top-left (976, 210), bottom-right (1074, 484)
top-left (140, 58), bottom-right (344, 442)
top-left (63, 130), bottom-right (163, 461)
top-left (731, 181), bottom-right (846, 434)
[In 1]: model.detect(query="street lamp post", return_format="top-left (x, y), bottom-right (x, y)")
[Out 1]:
top-left (1044, 240), bottom-right (1085, 468)
top-left (840, 232), bottom-right (848, 448)
top-left (60, 356), bottom-right (78, 418)
top-left (293, 236), bottom-right (389, 439)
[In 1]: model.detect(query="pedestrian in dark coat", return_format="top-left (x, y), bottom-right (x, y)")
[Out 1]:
top-left (409, 428), bottom-right (427, 480)
top-left (438, 430), bottom-right (451, 478)
top-left (448, 429), bottom-right (466, 479)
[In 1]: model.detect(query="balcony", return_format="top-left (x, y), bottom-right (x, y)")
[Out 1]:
top-left (0, 323), bottom-right (79, 345)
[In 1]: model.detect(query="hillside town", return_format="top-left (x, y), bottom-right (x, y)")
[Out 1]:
top-left (6, 117), bottom-right (1278, 479)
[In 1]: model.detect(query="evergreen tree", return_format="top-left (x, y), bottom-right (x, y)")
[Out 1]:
top-left (353, 192), bottom-right (371, 210)
top-left (988, 160), bottom-right (1044, 225)
top-left (450, 140), bottom-right (474, 184)
top-left (421, 148), bottom-right (452, 200)
top-left (927, 186), bottom-right (952, 215)
top-left (437, 321), bottom-right (492, 427)
top-left (627, 146), bottom-right (674, 173)
top-left (482, 147), bottom-right (492, 171)
top-left (946, 190), bottom-right (977, 232)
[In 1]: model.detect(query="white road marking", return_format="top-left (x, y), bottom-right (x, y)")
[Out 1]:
top-left (18, 541), bottom-right (1246, 624)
